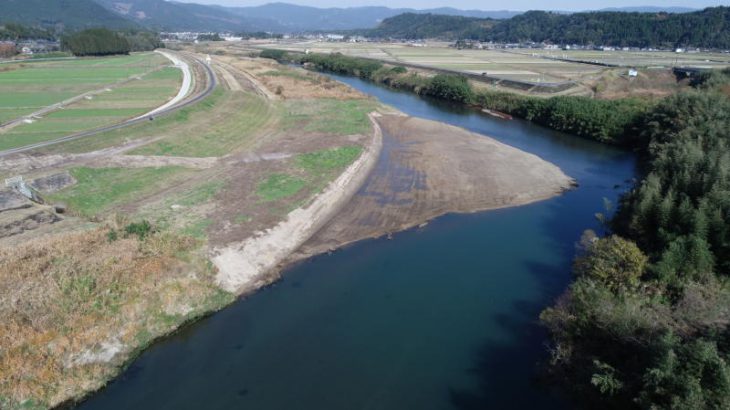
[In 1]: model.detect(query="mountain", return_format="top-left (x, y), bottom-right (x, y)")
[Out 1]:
top-left (222, 2), bottom-right (519, 32)
top-left (1, 0), bottom-right (137, 30)
top-left (365, 7), bottom-right (730, 49)
top-left (93, 0), bottom-right (283, 32)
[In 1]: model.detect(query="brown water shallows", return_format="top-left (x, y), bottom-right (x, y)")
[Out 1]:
top-left (292, 114), bottom-right (575, 260)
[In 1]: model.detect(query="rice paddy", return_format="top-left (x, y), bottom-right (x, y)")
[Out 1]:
top-left (0, 53), bottom-right (181, 151)
top-left (260, 41), bottom-right (730, 85)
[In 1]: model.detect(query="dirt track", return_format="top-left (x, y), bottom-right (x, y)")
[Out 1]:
top-left (291, 114), bottom-right (575, 260)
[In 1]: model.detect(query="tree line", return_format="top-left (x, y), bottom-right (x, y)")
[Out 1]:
top-left (61, 28), bottom-right (163, 56)
top-left (365, 7), bottom-right (730, 49)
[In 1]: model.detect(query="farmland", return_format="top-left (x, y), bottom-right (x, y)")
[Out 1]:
top-left (255, 41), bottom-right (730, 96)
top-left (0, 53), bottom-right (181, 150)
top-left (513, 49), bottom-right (730, 68)
top-left (257, 41), bottom-right (604, 83)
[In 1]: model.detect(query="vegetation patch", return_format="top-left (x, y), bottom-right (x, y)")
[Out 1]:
top-left (130, 90), bottom-right (274, 157)
top-left (0, 225), bottom-right (230, 409)
top-left (296, 145), bottom-right (363, 175)
top-left (256, 173), bottom-right (306, 202)
top-left (281, 98), bottom-right (374, 135)
top-left (47, 166), bottom-right (190, 217)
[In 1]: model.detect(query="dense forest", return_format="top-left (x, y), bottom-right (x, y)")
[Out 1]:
top-left (358, 13), bottom-right (496, 40)
top-left (367, 7), bottom-right (730, 49)
top-left (0, 23), bottom-right (54, 41)
top-left (61, 28), bottom-right (130, 56)
top-left (541, 68), bottom-right (730, 409)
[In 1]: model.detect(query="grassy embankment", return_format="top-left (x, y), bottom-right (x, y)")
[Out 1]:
top-left (1, 60), bottom-right (376, 409)
top-left (0, 53), bottom-right (179, 151)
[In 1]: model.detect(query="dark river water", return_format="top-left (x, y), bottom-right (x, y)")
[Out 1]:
top-left (76, 75), bottom-right (636, 410)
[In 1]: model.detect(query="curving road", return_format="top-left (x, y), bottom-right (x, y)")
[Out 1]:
top-left (0, 51), bottom-right (217, 158)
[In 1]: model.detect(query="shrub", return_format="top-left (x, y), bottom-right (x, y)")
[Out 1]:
top-left (424, 74), bottom-right (473, 103)
top-left (573, 235), bottom-right (648, 292)
top-left (124, 220), bottom-right (153, 240)
top-left (259, 49), bottom-right (288, 61)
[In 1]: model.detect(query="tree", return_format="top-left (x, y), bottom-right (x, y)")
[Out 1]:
top-left (573, 235), bottom-right (648, 292)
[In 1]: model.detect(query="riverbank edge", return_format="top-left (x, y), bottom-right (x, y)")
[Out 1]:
top-left (53, 112), bottom-right (384, 410)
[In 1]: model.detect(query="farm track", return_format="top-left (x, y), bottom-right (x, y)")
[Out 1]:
top-left (0, 52), bottom-right (217, 158)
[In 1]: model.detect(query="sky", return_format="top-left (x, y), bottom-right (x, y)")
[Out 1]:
top-left (176, 0), bottom-right (728, 10)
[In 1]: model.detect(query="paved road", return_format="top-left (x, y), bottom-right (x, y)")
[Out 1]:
top-left (0, 52), bottom-right (217, 158)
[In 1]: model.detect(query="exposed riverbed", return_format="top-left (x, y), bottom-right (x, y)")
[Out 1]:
top-left (75, 74), bottom-right (636, 410)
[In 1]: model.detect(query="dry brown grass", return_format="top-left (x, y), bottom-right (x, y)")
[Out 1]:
top-left (0, 222), bottom-right (232, 409)
top-left (591, 68), bottom-right (686, 100)
top-left (220, 56), bottom-right (365, 100)
top-left (257, 70), bottom-right (364, 100)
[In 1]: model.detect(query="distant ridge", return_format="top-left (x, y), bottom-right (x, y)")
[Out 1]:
top-left (365, 7), bottom-right (730, 49)
top-left (222, 2), bottom-right (519, 31)
top-left (0, 1), bottom-right (714, 35)
top-left (1, 0), bottom-right (137, 30)
top-left (597, 6), bottom-right (698, 13)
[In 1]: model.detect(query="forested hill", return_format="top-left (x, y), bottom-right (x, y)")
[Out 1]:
top-left (363, 13), bottom-right (497, 40)
top-left (1, 0), bottom-right (137, 31)
top-left (368, 7), bottom-right (730, 49)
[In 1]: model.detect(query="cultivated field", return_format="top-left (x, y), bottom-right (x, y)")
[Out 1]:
top-left (0, 53), bottom-right (181, 150)
top-left (516, 49), bottom-right (730, 68)
top-left (258, 41), bottom-right (605, 83)
top-left (255, 41), bottom-right (730, 97)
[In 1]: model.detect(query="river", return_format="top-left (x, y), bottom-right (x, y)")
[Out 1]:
top-left (75, 75), bottom-right (636, 410)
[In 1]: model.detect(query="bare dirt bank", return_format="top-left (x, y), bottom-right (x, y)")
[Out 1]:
top-left (291, 114), bottom-right (575, 260)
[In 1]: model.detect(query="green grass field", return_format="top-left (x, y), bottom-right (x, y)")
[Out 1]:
top-left (0, 54), bottom-right (180, 151)
top-left (296, 145), bottom-right (362, 175)
top-left (47, 166), bottom-right (193, 217)
top-left (256, 173), bottom-right (306, 202)
top-left (130, 90), bottom-right (275, 157)
top-left (280, 98), bottom-right (375, 135)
